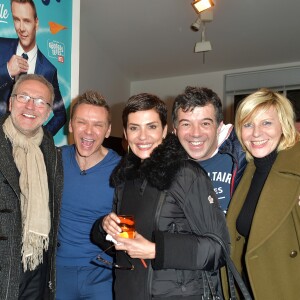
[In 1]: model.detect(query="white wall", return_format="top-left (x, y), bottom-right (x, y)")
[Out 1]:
top-left (131, 61), bottom-right (300, 129)
top-left (79, 13), bottom-right (300, 140)
top-left (71, 0), bottom-right (80, 102)
top-left (131, 62), bottom-right (300, 100)
top-left (131, 72), bottom-right (224, 100)
top-left (79, 25), bottom-right (130, 136)
top-left (130, 71), bottom-right (225, 129)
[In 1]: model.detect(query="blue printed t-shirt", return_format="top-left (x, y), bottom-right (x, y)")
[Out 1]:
top-left (56, 145), bottom-right (120, 266)
top-left (199, 152), bottom-right (232, 214)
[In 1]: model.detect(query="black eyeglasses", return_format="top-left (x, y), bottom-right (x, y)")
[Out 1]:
top-left (94, 244), bottom-right (135, 270)
top-left (12, 94), bottom-right (52, 109)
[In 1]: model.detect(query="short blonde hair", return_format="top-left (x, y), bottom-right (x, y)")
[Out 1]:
top-left (235, 88), bottom-right (300, 161)
top-left (70, 90), bottom-right (111, 124)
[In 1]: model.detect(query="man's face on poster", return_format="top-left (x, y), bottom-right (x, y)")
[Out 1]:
top-left (12, 2), bottom-right (39, 53)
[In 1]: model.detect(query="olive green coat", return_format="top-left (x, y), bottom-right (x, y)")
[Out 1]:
top-left (226, 142), bottom-right (300, 300)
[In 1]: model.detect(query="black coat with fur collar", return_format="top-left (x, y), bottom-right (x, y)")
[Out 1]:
top-left (110, 133), bottom-right (191, 191)
top-left (94, 134), bottom-right (229, 300)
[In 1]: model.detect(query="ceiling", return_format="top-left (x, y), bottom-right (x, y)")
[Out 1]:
top-left (81, 0), bottom-right (300, 82)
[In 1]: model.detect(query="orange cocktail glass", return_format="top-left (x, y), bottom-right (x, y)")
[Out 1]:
top-left (118, 215), bottom-right (135, 239)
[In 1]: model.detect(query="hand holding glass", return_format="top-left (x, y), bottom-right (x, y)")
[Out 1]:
top-left (95, 214), bottom-right (135, 270)
top-left (95, 214), bottom-right (147, 269)
top-left (118, 215), bottom-right (147, 268)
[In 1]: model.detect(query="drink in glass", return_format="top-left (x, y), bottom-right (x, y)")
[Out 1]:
top-left (118, 215), bottom-right (135, 238)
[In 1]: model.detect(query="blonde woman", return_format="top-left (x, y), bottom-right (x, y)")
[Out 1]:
top-left (226, 88), bottom-right (300, 299)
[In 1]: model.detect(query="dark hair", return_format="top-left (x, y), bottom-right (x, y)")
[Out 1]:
top-left (172, 86), bottom-right (223, 127)
top-left (11, 0), bottom-right (37, 18)
top-left (71, 90), bottom-right (111, 123)
top-left (122, 93), bottom-right (167, 129)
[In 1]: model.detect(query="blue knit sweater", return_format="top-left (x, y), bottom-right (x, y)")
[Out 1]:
top-left (56, 145), bottom-right (120, 266)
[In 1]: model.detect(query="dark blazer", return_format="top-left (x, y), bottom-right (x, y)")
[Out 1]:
top-left (0, 114), bottom-right (63, 300)
top-left (0, 37), bottom-right (67, 136)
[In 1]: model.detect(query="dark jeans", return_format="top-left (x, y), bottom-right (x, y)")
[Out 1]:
top-left (19, 259), bottom-right (48, 300)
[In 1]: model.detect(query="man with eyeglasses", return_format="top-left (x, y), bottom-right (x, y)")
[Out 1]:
top-left (0, 74), bottom-right (63, 300)
top-left (12, 93), bottom-right (52, 108)
top-left (0, 0), bottom-right (67, 136)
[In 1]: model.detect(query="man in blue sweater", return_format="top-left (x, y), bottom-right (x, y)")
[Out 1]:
top-left (172, 86), bottom-right (247, 214)
top-left (56, 91), bottom-right (120, 300)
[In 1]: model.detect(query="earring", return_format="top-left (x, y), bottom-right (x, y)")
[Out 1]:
top-left (127, 145), bottom-right (130, 153)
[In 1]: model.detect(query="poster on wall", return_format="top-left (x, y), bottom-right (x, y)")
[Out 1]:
top-left (0, 0), bottom-right (74, 145)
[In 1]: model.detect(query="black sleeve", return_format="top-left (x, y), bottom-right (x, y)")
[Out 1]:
top-left (91, 216), bottom-right (115, 256)
top-left (152, 231), bottom-right (225, 271)
top-left (91, 188), bottom-right (120, 256)
top-left (152, 162), bottom-right (230, 271)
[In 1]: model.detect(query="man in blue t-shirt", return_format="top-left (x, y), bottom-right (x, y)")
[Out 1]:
top-left (172, 86), bottom-right (247, 214)
top-left (56, 91), bottom-right (120, 300)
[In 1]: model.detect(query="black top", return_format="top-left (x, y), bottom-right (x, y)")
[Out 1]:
top-left (236, 149), bottom-right (277, 238)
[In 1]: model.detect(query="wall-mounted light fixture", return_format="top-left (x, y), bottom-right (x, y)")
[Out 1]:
top-left (191, 15), bottom-right (202, 31)
top-left (195, 22), bottom-right (212, 53)
top-left (192, 10), bottom-right (213, 64)
top-left (191, 10), bottom-right (213, 32)
top-left (192, 0), bottom-right (214, 14)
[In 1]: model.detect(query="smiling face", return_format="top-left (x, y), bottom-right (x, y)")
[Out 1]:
top-left (9, 79), bottom-right (52, 137)
top-left (12, 2), bottom-right (38, 52)
top-left (69, 103), bottom-right (111, 165)
top-left (174, 104), bottom-right (222, 161)
top-left (241, 106), bottom-right (283, 158)
top-left (124, 109), bottom-right (167, 160)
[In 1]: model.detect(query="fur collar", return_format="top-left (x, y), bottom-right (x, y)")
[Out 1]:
top-left (110, 134), bottom-right (189, 190)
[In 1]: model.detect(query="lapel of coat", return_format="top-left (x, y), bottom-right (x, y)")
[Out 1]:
top-left (2, 38), bottom-right (18, 64)
top-left (34, 49), bottom-right (44, 74)
top-left (247, 144), bottom-right (300, 254)
top-left (227, 162), bottom-right (254, 234)
top-left (40, 130), bottom-right (56, 194)
top-left (0, 119), bottom-right (21, 198)
top-left (13, 38), bottom-right (18, 53)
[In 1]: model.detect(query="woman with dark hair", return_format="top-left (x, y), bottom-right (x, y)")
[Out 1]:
top-left (226, 88), bottom-right (300, 299)
top-left (92, 93), bottom-right (229, 299)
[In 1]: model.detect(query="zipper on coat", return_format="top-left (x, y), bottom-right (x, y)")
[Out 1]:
top-left (48, 147), bottom-right (59, 292)
top-left (6, 179), bottom-right (21, 300)
top-left (146, 190), bottom-right (167, 299)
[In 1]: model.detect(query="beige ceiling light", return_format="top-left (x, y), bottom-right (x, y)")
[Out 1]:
top-left (191, 15), bottom-right (202, 31)
top-left (195, 27), bottom-right (212, 53)
top-left (192, 0), bottom-right (214, 14)
top-left (191, 10), bottom-right (213, 32)
top-left (193, 10), bottom-right (213, 54)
